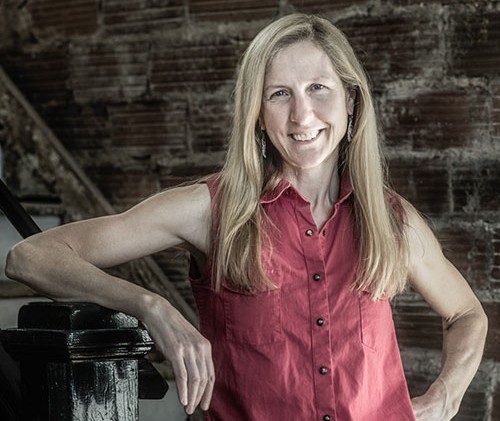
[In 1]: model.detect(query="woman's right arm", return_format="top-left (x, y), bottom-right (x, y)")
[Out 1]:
top-left (5, 183), bottom-right (214, 415)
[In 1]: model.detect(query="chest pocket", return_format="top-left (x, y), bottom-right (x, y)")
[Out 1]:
top-left (358, 291), bottom-right (394, 352)
top-left (222, 283), bottom-right (283, 346)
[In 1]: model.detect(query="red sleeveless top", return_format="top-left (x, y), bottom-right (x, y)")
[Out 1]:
top-left (190, 173), bottom-right (415, 421)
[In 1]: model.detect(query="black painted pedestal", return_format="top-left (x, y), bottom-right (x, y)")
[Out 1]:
top-left (0, 301), bottom-right (168, 421)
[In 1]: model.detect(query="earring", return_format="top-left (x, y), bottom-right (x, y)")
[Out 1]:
top-left (347, 114), bottom-right (354, 143)
top-left (260, 130), bottom-right (267, 159)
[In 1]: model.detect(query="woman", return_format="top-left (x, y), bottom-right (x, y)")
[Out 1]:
top-left (5, 14), bottom-right (487, 421)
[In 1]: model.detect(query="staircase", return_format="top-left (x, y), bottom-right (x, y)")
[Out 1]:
top-left (0, 65), bottom-right (195, 322)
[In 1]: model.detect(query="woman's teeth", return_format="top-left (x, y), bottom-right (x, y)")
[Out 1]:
top-left (291, 130), bottom-right (320, 142)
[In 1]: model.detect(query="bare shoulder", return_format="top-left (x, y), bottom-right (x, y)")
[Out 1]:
top-left (399, 199), bottom-right (441, 269)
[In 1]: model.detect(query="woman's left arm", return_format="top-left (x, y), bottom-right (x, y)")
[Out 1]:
top-left (402, 202), bottom-right (488, 421)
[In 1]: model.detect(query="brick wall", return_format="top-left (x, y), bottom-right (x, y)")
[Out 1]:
top-left (1, 1), bottom-right (499, 419)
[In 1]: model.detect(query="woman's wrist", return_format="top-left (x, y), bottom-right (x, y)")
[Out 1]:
top-left (135, 291), bottom-right (175, 329)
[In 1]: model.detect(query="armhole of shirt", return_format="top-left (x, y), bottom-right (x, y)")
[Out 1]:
top-left (189, 173), bottom-right (222, 284)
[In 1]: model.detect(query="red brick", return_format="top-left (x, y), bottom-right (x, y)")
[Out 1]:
top-left (404, 368), bottom-right (437, 398)
top-left (452, 168), bottom-right (477, 213)
top-left (1, 49), bottom-right (70, 106)
top-left (493, 87), bottom-right (500, 140)
top-left (151, 249), bottom-right (195, 308)
top-left (290, 0), bottom-right (368, 12)
top-left (158, 162), bottom-right (222, 190)
top-left (86, 167), bottom-right (159, 210)
top-left (384, 89), bottom-right (488, 150)
top-left (102, 0), bottom-right (185, 35)
top-left (452, 390), bottom-right (489, 420)
top-left (388, 159), bottom-right (449, 214)
top-left (70, 42), bottom-right (148, 103)
top-left (494, 230), bottom-right (500, 250)
top-left (393, 299), bottom-right (443, 351)
top-left (28, 0), bottom-right (98, 37)
top-left (337, 13), bottom-right (441, 83)
top-left (190, 94), bottom-right (232, 153)
top-left (190, 0), bottom-right (278, 21)
top-left (452, 163), bottom-right (500, 213)
top-left (482, 302), bottom-right (500, 361)
top-left (38, 105), bottom-right (110, 154)
top-left (451, 10), bottom-right (500, 77)
top-left (493, 230), bottom-right (500, 281)
top-left (393, 0), bottom-right (458, 3)
top-left (108, 102), bottom-right (188, 152)
top-left (150, 39), bottom-right (243, 94)
top-left (435, 226), bottom-right (490, 290)
top-left (413, 166), bottom-right (449, 214)
top-left (388, 160), bottom-right (414, 200)
top-left (396, 298), bottom-right (496, 363)
top-left (493, 383), bottom-right (500, 421)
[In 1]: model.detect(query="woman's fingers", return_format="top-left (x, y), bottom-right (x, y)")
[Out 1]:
top-left (143, 302), bottom-right (214, 414)
top-left (192, 341), bottom-right (213, 412)
top-left (200, 352), bottom-right (215, 411)
top-left (170, 353), bottom-right (188, 407)
top-left (163, 334), bottom-right (214, 414)
top-left (183, 338), bottom-right (213, 414)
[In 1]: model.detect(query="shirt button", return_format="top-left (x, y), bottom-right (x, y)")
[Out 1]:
top-left (313, 273), bottom-right (321, 281)
top-left (323, 416), bottom-right (331, 421)
top-left (316, 318), bottom-right (325, 326)
top-left (322, 230), bottom-right (326, 236)
top-left (305, 229), bottom-right (314, 236)
top-left (319, 366), bottom-right (328, 375)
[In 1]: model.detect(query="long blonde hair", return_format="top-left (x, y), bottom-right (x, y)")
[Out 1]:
top-left (215, 13), bottom-right (408, 300)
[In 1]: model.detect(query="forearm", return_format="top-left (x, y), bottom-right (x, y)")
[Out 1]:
top-left (435, 306), bottom-right (488, 415)
top-left (5, 237), bottom-right (165, 322)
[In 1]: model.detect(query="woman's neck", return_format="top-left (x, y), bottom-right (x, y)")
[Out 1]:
top-left (283, 159), bottom-right (341, 230)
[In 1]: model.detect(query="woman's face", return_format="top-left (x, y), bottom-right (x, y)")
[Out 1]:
top-left (261, 41), bottom-right (353, 173)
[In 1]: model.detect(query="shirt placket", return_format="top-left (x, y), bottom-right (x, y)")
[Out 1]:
top-left (296, 202), bottom-right (336, 421)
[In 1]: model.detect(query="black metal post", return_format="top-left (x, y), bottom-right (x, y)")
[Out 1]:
top-left (1, 301), bottom-right (167, 421)
top-left (0, 178), bottom-right (41, 238)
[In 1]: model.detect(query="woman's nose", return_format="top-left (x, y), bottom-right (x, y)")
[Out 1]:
top-left (290, 94), bottom-right (314, 124)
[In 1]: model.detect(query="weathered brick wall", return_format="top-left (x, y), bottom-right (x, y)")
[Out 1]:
top-left (0, 1), bottom-right (499, 419)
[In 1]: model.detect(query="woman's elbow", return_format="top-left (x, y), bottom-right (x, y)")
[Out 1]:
top-left (5, 240), bottom-right (37, 282)
top-left (478, 304), bottom-right (488, 339)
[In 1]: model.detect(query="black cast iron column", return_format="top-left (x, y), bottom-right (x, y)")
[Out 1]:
top-left (0, 301), bottom-right (165, 421)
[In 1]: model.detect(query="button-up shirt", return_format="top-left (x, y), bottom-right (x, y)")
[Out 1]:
top-left (190, 173), bottom-right (416, 421)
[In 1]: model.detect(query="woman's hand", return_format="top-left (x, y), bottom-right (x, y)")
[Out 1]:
top-left (411, 378), bottom-right (455, 421)
top-left (141, 295), bottom-right (215, 415)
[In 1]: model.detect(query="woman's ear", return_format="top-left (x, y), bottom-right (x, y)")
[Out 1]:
top-left (258, 116), bottom-right (265, 131)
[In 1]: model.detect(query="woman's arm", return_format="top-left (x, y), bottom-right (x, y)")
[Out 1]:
top-left (402, 202), bottom-right (488, 420)
top-left (5, 183), bottom-right (214, 415)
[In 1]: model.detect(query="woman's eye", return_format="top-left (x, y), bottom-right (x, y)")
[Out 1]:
top-left (311, 83), bottom-right (326, 91)
top-left (271, 90), bottom-right (288, 98)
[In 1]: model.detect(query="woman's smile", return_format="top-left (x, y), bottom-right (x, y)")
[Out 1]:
top-left (261, 40), bottom-right (353, 172)
top-left (289, 128), bottom-right (323, 142)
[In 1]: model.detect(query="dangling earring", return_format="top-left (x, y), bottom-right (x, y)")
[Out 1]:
top-left (347, 114), bottom-right (354, 143)
top-left (260, 130), bottom-right (267, 159)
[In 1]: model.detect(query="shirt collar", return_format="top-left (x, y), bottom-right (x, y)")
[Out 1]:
top-left (260, 172), bottom-right (353, 205)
